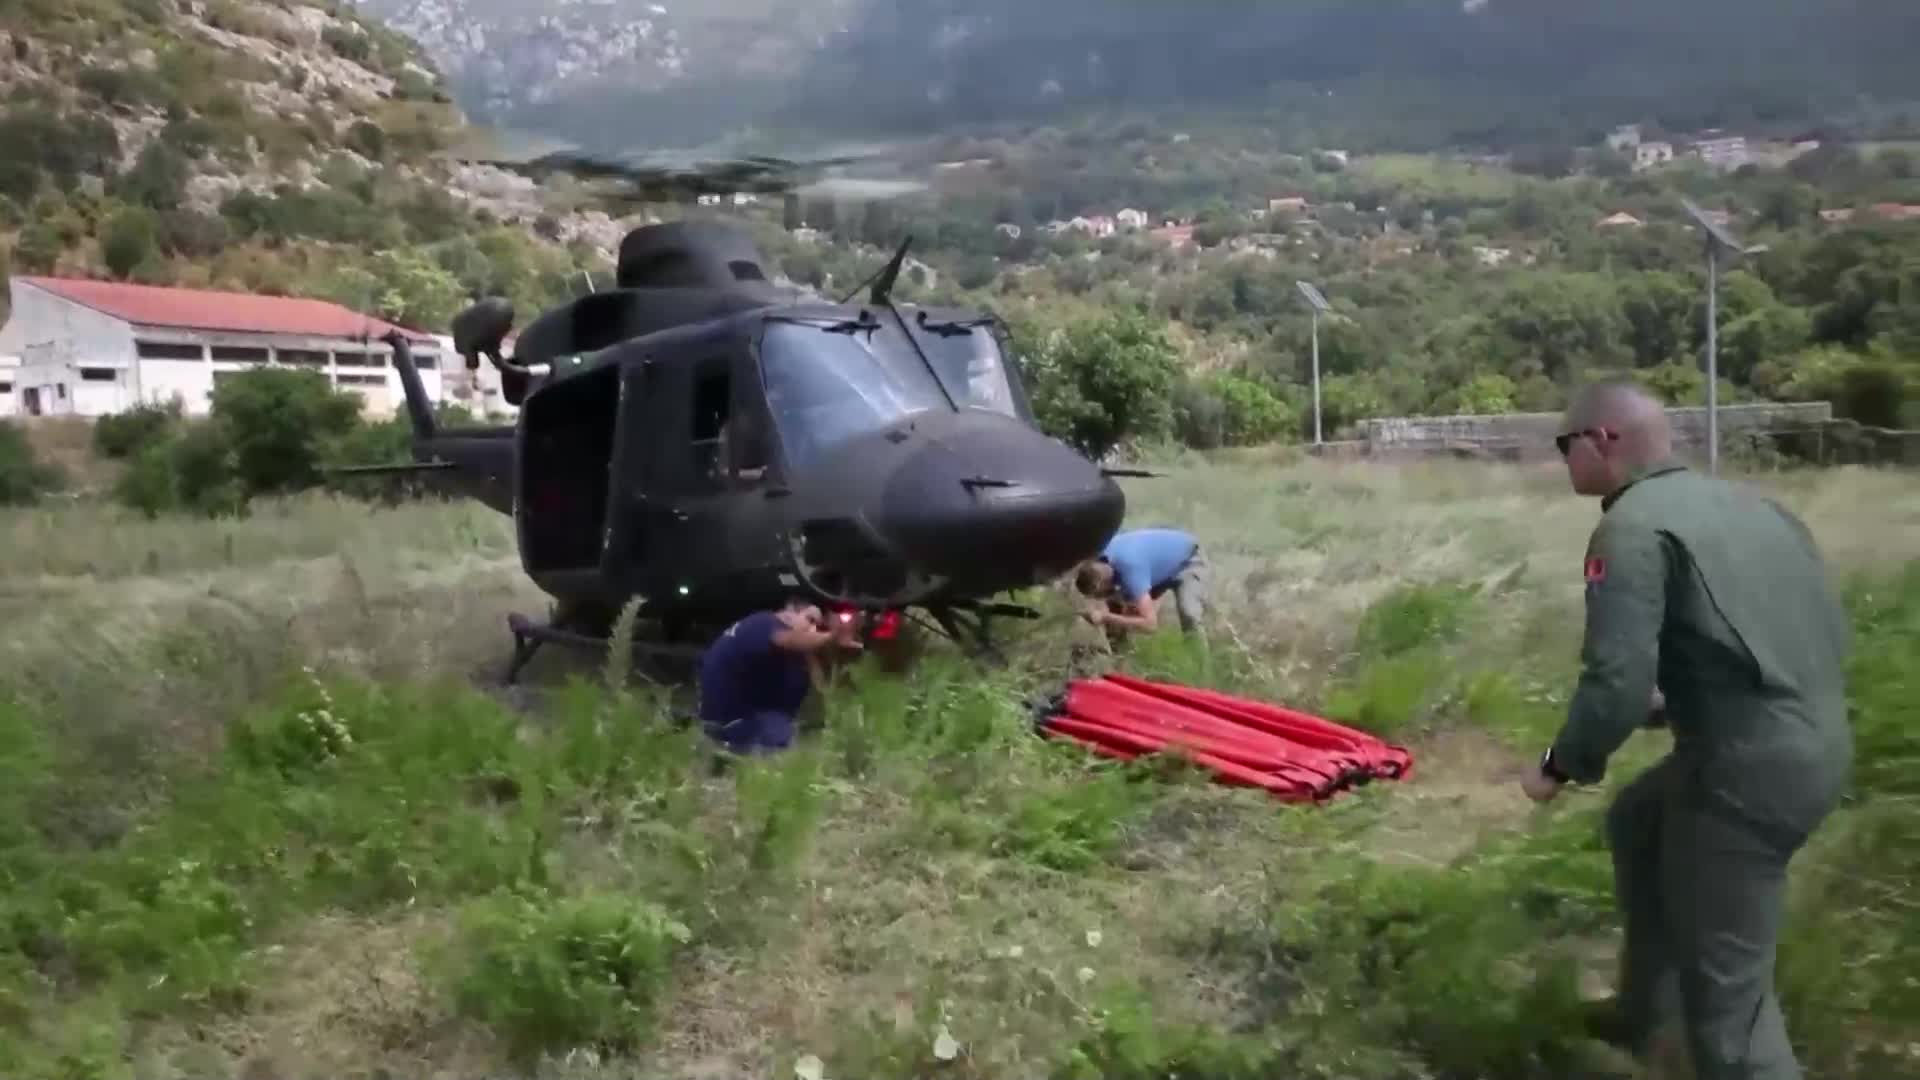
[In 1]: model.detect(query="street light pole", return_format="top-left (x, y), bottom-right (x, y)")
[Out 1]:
top-left (1705, 238), bottom-right (1719, 475)
top-left (1296, 280), bottom-right (1335, 448)
top-left (1681, 198), bottom-right (1763, 477)
top-left (1310, 308), bottom-right (1322, 446)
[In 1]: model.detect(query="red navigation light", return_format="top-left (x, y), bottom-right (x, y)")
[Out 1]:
top-left (871, 610), bottom-right (901, 641)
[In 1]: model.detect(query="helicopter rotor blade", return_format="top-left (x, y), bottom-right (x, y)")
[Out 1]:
top-left (461, 147), bottom-right (897, 207)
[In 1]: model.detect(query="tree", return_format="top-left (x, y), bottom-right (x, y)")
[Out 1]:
top-left (116, 142), bottom-right (190, 213)
top-left (368, 250), bottom-right (464, 332)
top-left (208, 368), bottom-right (363, 497)
top-left (101, 206), bottom-right (162, 280)
top-left (1619, 271), bottom-right (1697, 366)
top-left (1020, 308), bottom-right (1182, 459)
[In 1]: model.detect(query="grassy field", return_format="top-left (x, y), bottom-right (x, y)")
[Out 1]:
top-left (2, 451), bottom-right (1917, 1079)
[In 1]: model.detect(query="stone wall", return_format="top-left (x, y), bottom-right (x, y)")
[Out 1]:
top-left (1357, 402), bottom-right (1835, 460)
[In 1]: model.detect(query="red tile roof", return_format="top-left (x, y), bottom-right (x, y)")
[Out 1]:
top-left (14, 276), bottom-right (436, 342)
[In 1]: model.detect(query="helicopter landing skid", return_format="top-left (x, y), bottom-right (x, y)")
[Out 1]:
top-left (925, 602), bottom-right (1040, 665)
top-left (503, 612), bottom-right (705, 686)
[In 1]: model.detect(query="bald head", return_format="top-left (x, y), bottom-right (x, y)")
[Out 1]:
top-left (1567, 380), bottom-right (1673, 465)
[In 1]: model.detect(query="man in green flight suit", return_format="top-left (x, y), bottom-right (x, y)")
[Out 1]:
top-left (1520, 380), bottom-right (1854, 1080)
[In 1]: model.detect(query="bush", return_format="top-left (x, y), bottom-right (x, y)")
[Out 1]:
top-left (440, 891), bottom-right (692, 1064)
top-left (0, 422), bottom-right (62, 505)
top-left (1021, 308), bottom-right (1182, 459)
top-left (1834, 362), bottom-right (1909, 429)
top-left (209, 368), bottom-right (362, 497)
top-left (91, 401), bottom-right (180, 460)
top-left (100, 206), bottom-right (162, 280)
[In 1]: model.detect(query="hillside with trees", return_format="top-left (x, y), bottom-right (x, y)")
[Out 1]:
top-left (0, 0), bottom-right (616, 331)
top-left (710, 120), bottom-right (1920, 449)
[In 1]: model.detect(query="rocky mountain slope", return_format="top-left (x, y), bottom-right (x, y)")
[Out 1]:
top-left (0, 0), bottom-right (633, 330)
top-left (346, 0), bottom-right (856, 126)
top-left (349, 0), bottom-right (1920, 156)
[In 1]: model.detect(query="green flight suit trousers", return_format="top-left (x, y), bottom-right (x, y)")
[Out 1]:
top-left (1605, 756), bottom-right (1808, 1080)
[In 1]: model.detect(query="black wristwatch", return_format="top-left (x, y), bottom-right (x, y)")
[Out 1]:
top-left (1539, 747), bottom-right (1572, 784)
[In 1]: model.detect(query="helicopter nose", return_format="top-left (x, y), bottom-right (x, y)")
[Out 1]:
top-left (876, 414), bottom-right (1126, 591)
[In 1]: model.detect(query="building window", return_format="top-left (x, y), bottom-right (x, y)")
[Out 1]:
top-left (135, 341), bottom-right (204, 360)
top-left (0, 382), bottom-right (11, 393)
top-left (336, 372), bottom-right (385, 386)
top-left (335, 350), bottom-right (377, 367)
top-left (413, 353), bottom-right (437, 371)
top-left (210, 346), bottom-right (269, 363)
top-left (80, 367), bottom-right (119, 382)
top-left (278, 349), bottom-right (328, 366)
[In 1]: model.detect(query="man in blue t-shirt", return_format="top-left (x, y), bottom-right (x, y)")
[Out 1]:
top-left (698, 597), bottom-right (862, 755)
top-left (1072, 527), bottom-right (1210, 637)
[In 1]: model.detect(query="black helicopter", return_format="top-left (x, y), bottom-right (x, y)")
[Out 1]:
top-left (366, 167), bottom-right (1133, 683)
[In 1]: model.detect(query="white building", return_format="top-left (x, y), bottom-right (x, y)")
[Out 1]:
top-left (0, 353), bottom-right (17, 418)
top-left (0, 276), bottom-right (444, 419)
top-left (1634, 141), bottom-right (1675, 171)
top-left (431, 333), bottom-right (521, 421)
top-left (1692, 135), bottom-right (1750, 171)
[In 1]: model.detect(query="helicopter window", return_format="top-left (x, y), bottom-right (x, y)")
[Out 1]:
top-left (758, 320), bottom-right (950, 469)
top-left (728, 260), bottom-right (767, 282)
top-left (690, 367), bottom-right (732, 485)
top-left (921, 324), bottom-right (1019, 418)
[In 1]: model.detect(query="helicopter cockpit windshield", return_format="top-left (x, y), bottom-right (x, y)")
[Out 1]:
top-left (758, 317), bottom-right (951, 469)
top-left (916, 316), bottom-right (1020, 419)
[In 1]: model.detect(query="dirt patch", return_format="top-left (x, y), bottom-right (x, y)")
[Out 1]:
top-left (139, 912), bottom-right (499, 1080)
top-left (1361, 726), bottom-right (1537, 867)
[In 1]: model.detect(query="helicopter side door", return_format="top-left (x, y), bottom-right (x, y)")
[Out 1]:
top-left (639, 343), bottom-right (778, 608)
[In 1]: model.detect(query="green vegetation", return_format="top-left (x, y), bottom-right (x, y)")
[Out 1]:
top-left (103, 368), bottom-right (468, 518)
top-left (0, 419), bottom-right (63, 505)
top-left (731, 119), bottom-right (1920, 442)
top-left (0, 455), bottom-right (1914, 1077)
top-left (0, 0), bottom-right (607, 329)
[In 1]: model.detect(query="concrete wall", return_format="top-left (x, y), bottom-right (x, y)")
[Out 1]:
top-left (1, 282), bottom-right (138, 417)
top-left (1358, 402), bottom-right (1835, 458)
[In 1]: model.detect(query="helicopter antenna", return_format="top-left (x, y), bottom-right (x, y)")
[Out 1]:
top-left (836, 235), bottom-right (911, 304)
top-left (582, 269), bottom-right (596, 294)
top-left (861, 235), bottom-right (959, 410)
top-left (869, 236), bottom-right (912, 306)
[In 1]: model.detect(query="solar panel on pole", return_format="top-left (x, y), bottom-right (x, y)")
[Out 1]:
top-left (1680, 200), bottom-right (1758, 475)
top-left (1296, 281), bottom-right (1332, 445)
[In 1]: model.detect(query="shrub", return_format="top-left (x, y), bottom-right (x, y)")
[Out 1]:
top-left (1834, 361), bottom-right (1909, 429)
top-left (440, 891), bottom-right (692, 1064)
top-left (0, 421), bottom-right (62, 506)
top-left (1021, 308), bottom-right (1182, 459)
top-left (208, 368), bottom-right (362, 497)
top-left (91, 400), bottom-right (180, 459)
top-left (100, 206), bottom-right (162, 280)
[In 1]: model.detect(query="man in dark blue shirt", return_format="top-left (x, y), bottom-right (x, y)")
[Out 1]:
top-left (698, 598), bottom-right (862, 755)
top-left (1072, 527), bottom-right (1210, 637)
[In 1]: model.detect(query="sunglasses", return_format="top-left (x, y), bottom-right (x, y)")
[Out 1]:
top-left (1555, 427), bottom-right (1618, 457)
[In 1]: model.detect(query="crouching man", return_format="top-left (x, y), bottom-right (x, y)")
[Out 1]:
top-left (698, 597), bottom-right (863, 756)
top-left (1073, 527), bottom-right (1210, 640)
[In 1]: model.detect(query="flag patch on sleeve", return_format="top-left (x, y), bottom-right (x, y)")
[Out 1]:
top-left (1585, 557), bottom-right (1607, 584)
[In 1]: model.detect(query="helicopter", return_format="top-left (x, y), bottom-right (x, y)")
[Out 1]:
top-left (356, 152), bottom-right (1137, 683)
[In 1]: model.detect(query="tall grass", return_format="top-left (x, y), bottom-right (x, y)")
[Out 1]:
top-left (0, 455), bottom-right (1914, 1078)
